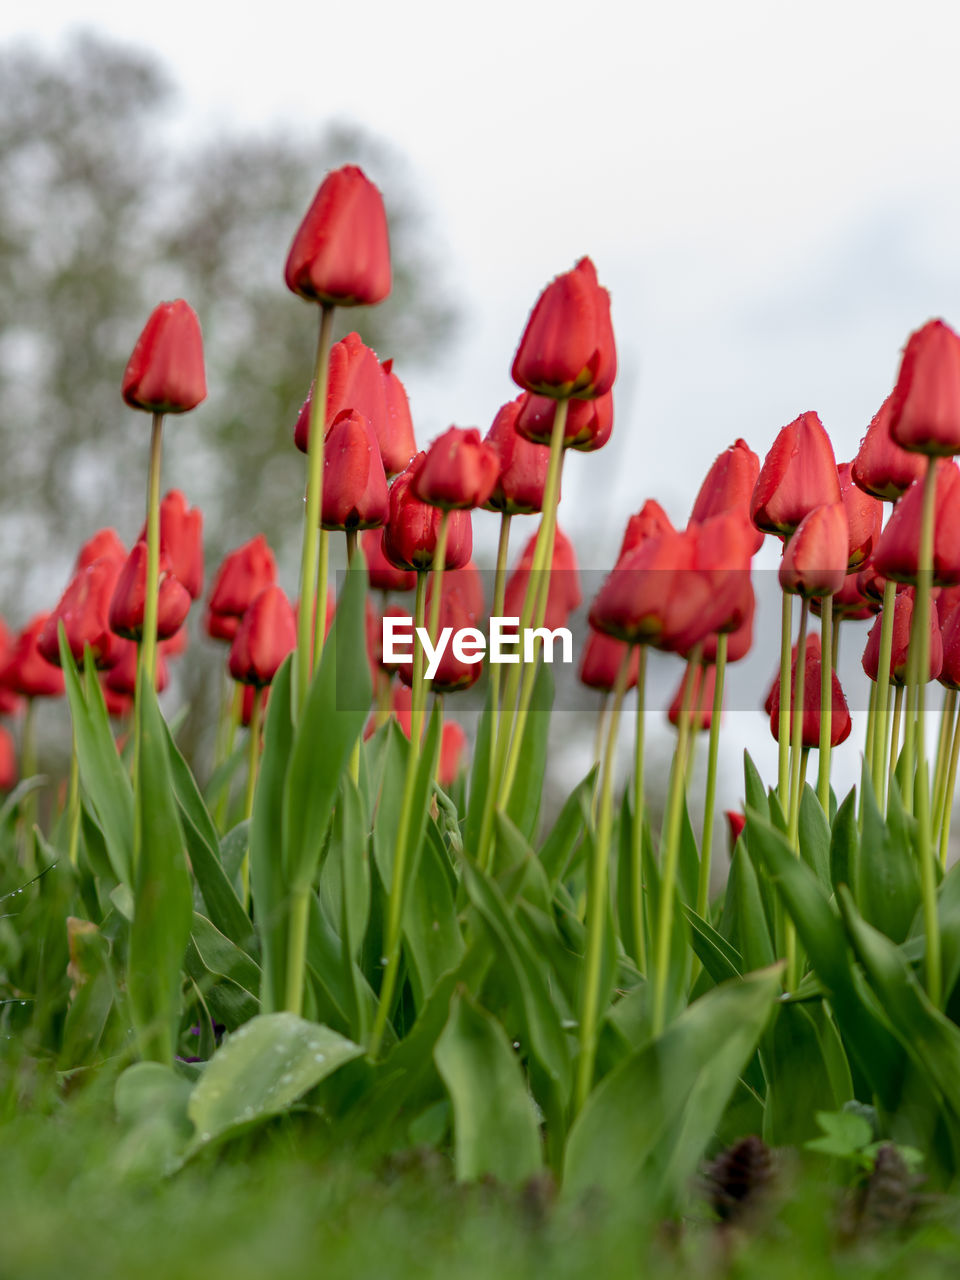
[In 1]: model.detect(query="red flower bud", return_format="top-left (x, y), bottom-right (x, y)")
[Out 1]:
top-left (482, 398), bottom-right (550, 515)
top-left (838, 462), bottom-right (882, 569)
top-left (691, 438), bottom-right (763, 552)
top-left (40, 558), bottom-right (124, 669)
top-left (0, 727), bottom-right (16, 791)
top-left (137, 490), bottom-right (204, 599)
top-left (427, 561), bottom-right (485, 626)
top-left (768, 634), bottom-right (851, 747)
top-left (862, 587), bottom-right (942, 685)
top-left (105, 639), bottom-right (170, 696)
top-left (161, 627), bottom-right (189, 660)
top-left (778, 504), bottom-right (849, 597)
top-left (888, 319), bottom-right (960, 456)
top-left (726, 811), bottom-right (746, 846)
top-left (413, 427), bottom-right (499, 511)
top-left (579, 629), bottom-right (640, 693)
top-left (206, 609), bottom-right (239, 643)
top-left (0, 615), bottom-right (64, 698)
top-left (75, 528), bottom-right (126, 573)
top-left (108, 543), bottom-right (192, 642)
top-left (857, 558), bottom-right (888, 604)
top-left (939, 596), bottom-right (960, 689)
top-left (617, 500), bottom-right (676, 559)
top-left (121, 300), bottom-right (206, 414)
top-left (872, 460), bottom-right (960, 586)
top-left (378, 604), bottom-right (413, 674)
top-left (208, 535), bottom-right (278, 618)
top-left (241, 682), bottom-right (271, 728)
top-left (813, 570), bottom-right (878, 622)
top-left (438, 720), bottom-right (467, 787)
top-left (380, 358), bottom-right (418, 477)
top-left (0, 620), bottom-right (23, 716)
top-left (228, 586), bottom-right (297, 687)
top-left (702, 586), bottom-right (756, 664)
top-left (362, 528), bottom-right (416, 593)
top-left (398, 575), bottom-right (484, 694)
top-left (511, 257), bottom-right (617, 400)
top-left (668, 662), bottom-right (717, 732)
top-left (320, 409), bottom-right (390, 530)
top-left (284, 165), bottom-right (391, 307)
top-left (504, 527), bottom-right (582, 632)
top-left (851, 394), bottom-right (926, 500)
top-left (764, 635), bottom-right (822, 716)
top-left (750, 411), bottom-right (842, 536)
top-left (381, 455), bottom-right (473, 572)
top-left (514, 389), bottom-right (614, 451)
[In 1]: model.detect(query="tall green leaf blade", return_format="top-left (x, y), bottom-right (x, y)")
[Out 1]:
top-left (505, 661), bottom-right (553, 841)
top-left (539, 767), bottom-right (595, 889)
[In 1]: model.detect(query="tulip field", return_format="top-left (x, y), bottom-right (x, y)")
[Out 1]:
top-left (6, 164), bottom-right (960, 1278)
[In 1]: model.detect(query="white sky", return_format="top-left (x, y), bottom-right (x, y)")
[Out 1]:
top-left (5, 0), bottom-right (960, 807)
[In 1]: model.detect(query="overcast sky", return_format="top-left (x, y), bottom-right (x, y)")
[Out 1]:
top-left (4, 0), bottom-right (960, 807)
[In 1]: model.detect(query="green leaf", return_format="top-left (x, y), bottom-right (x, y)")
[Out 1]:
top-left (858, 764), bottom-right (920, 943)
top-left (128, 679), bottom-right (194, 1064)
top-left (371, 718), bottom-right (406, 893)
top-left (113, 1062), bottom-right (194, 1177)
top-left (682, 904), bottom-right (742, 985)
top-left (434, 990), bottom-right (542, 1185)
top-left (805, 1106), bottom-right (874, 1157)
top-left (403, 817), bottom-right (464, 1009)
top-left (563, 968), bottom-right (781, 1207)
top-left (798, 785), bottom-right (831, 890)
top-left (830, 787), bottom-right (859, 895)
top-left (743, 750), bottom-right (769, 820)
top-left (505, 661), bottom-right (553, 842)
top-left (539, 767), bottom-right (595, 889)
top-left (463, 683), bottom-right (494, 858)
top-left (762, 1003), bottom-right (853, 1146)
top-left (186, 1014), bottom-right (363, 1154)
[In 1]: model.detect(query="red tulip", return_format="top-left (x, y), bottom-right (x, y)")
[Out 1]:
top-left (857, 558), bottom-right (888, 604)
top-left (284, 165), bottom-right (391, 307)
top-left (872, 460), bottom-right (960, 585)
top-left (413, 427), bottom-right (499, 511)
top-left (763, 635), bottom-right (820, 716)
top-left (0, 616), bottom-right (64, 698)
top-left (208, 535), bottom-right (278, 619)
top-left (851, 394), bottom-right (926, 500)
top-left (690, 438), bottom-right (763, 552)
top-left (75, 528), bottom-right (126, 573)
top-left (939, 596), bottom-right (960, 689)
top-left (39, 558), bottom-right (124, 669)
top-left (438, 720), bottom-right (467, 787)
top-left (662, 512), bottom-right (756, 656)
top-left (108, 543), bottom-right (192, 642)
top-left (381, 455), bottom-right (473, 572)
top-left (769, 635), bottom-right (851, 747)
top-left (514, 389), bottom-right (614, 451)
top-left (579, 629), bottom-right (640, 692)
top-left (0, 620), bottom-right (23, 716)
top-left (380, 358), bottom-right (418, 478)
top-left (482, 398), bottom-right (551, 515)
top-left (862, 588), bottom-right (943, 685)
top-left (813, 570), bottom-right (878, 622)
top-left (837, 462), bottom-right (882, 569)
top-left (362, 528), bottom-right (416, 593)
top-left (241, 682), bottom-right (271, 728)
top-left (206, 609), bottom-right (239, 643)
top-left (503, 527), bottom-right (582, 632)
top-left (136, 490), bottom-right (204, 599)
top-left (105, 639), bottom-right (170, 696)
top-left (378, 605), bottom-right (413, 674)
top-left (320, 409), bottom-right (390, 531)
top-left (750, 410), bottom-right (842, 536)
top-left (702, 586), bottom-right (756, 664)
top-left (668, 662), bottom-right (717, 733)
top-left (511, 257), bottom-right (617, 400)
top-left (397, 583), bottom-right (483, 694)
top-left (121, 299), bottom-right (206, 414)
top-left (617, 500), bottom-right (675, 558)
top-left (888, 319), bottom-right (960, 456)
top-left (0, 727), bottom-right (16, 791)
top-left (100, 680), bottom-right (133, 720)
top-left (778, 504), bottom-right (849, 598)
top-left (726, 811), bottom-right (746, 846)
top-left (228, 586), bottom-right (297, 687)
top-left (427, 561), bottom-right (485, 626)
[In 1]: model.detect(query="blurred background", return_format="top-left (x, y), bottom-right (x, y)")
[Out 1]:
top-left (2, 2), bottom-right (960, 856)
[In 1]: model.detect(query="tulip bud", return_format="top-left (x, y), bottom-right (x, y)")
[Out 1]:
top-left (0, 615), bottom-right (65, 698)
top-left (590, 527), bottom-right (696, 648)
top-left (857, 558), bottom-right (888, 604)
top-left (872, 460), bottom-right (960, 585)
top-left (228, 587), bottom-right (297, 687)
top-left (751, 411), bottom-right (842, 536)
top-left (137, 490), bottom-right (204, 599)
top-left (378, 605), bottom-right (413, 674)
top-left (0, 727), bottom-right (16, 791)
top-left (511, 257), bottom-right (617, 400)
top-left (208, 535), bottom-right (278, 619)
top-left (482, 398), bottom-right (550, 515)
top-left (514, 390), bottom-right (613, 451)
top-left (362, 528), bottom-right (416, 593)
top-left (504, 528), bottom-right (582, 632)
top-left (726, 811), bottom-right (746, 846)
top-left (764, 635), bottom-right (821, 716)
top-left (121, 300), bottom-right (206, 414)
top-left (161, 627), bottom-right (189, 660)
top-left (284, 166), bottom-right (391, 307)
top-left (939, 596), bottom-right (960, 689)
top-left (837, 462), bottom-right (882, 569)
top-left (413, 427), bottom-right (500, 511)
top-left (75, 528), bottom-right (126, 574)
top-left (617, 500), bottom-right (675, 559)
top-left (381, 455), bottom-right (473, 571)
top-left (778, 504), bottom-right (849, 597)
top-left (579, 628), bottom-right (639, 693)
top-left (206, 608), bottom-right (239, 643)
top-left (691, 438), bottom-right (763, 552)
top-left (813, 570), bottom-right (878, 622)
top-left (108, 543), bottom-right (192, 642)
top-left (888, 319), bottom-right (960, 456)
top-left (438, 720), bottom-right (468, 788)
top-left (320, 409), bottom-right (390, 531)
top-left (241, 682), bottom-right (271, 728)
top-left (851, 394), bottom-right (925, 500)
top-left (380, 358), bottom-right (418, 477)
top-left (398, 565), bottom-right (485, 693)
top-left (106, 639), bottom-right (170, 696)
top-left (862, 588), bottom-right (943, 685)
top-left (662, 511), bottom-right (757, 657)
top-left (702, 587), bottom-right (756, 664)
top-left (769, 636), bottom-right (852, 747)
top-left (39, 559), bottom-right (124, 669)
top-left (0, 620), bottom-right (22, 717)
top-left (668, 662), bottom-right (717, 732)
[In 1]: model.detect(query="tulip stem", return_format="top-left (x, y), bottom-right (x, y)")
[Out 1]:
top-left (914, 455), bottom-right (941, 1006)
top-left (778, 592), bottom-right (793, 802)
top-left (934, 690), bottom-right (959, 851)
top-left (241, 686), bottom-right (263, 911)
top-left (139, 412), bottom-right (164, 691)
top-left (345, 528), bottom-right (358, 565)
top-left (871, 580), bottom-right (897, 800)
top-left (313, 530), bottom-right (330, 670)
top-left (296, 303), bottom-right (335, 715)
top-left (426, 513), bottom-right (450, 659)
top-left (697, 637), bottom-right (726, 921)
top-left (19, 697), bottom-right (37, 873)
top-left (67, 721), bottom-right (81, 868)
top-left (284, 886), bottom-right (311, 1016)
top-left (817, 595), bottom-right (834, 813)
top-left (788, 599), bottom-right (810, 845)
top-left (652, 645), bottom-right (701, 1038)
top-left (939, 699), bottom-right (960, 867)
top-left (889, 684), bottom-right (904, 798)
top-left (489, 513), bottom-right (512, 748)
top-left (369, 569), bottom-right (427, 1059)
top-left (630, 645), bottom-right (648, 970)
top-left (576, 645), bottom-right (631, 1112)
top-left (214, 683), bottom-right (244, 830)
top-left (864, 676), bottom-right (878, 784)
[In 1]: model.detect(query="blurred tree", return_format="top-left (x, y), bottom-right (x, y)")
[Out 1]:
top-left (0, 30), bottom-right (458, 764)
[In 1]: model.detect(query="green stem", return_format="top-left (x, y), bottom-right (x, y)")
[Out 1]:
top-left (817, 595), bottom-right (834, 813)
top-left (575, 645), bottom-right (631, 1111)
top-left (313, 529), bottom-right (330, 671)
top-left (426, 512), bottom-right (450, 658)
top-left (889, 684), bottom-right (904, 801)
top-left (788, 599), bottom-right (810, 845)
top-left (939, 699), bottom-right (960, 868)
top-left (697, 637), bottom-right (726, 920)
top-left (864, 674), bottom-right (878, 783)
top-left (872, 579), bottom-right (898, 798)
top-left (140, 412), bottom-right (164, 689)
top-left (214, 683), bottom-right (244, 830)
top-left (778, 591), bottom-right (793, 803)
top-left (67, 722), bottom-right (80, 868)
top-left (20, 698), bottom-right (37, 872)
top-left (295, 303), bottom-right (335, 714)
top-left (631, 645), bottom-right (648, 971)
top-left (489, 513), bottom-right (512, 748)
top-left (284, 886), bottom-right (311, 1015)
top-left (933, 688), bottom-right (956, 826)
top-left (241, 686), bottom-right (263, 911)
top-left (345, 527), bottom-right (358, 564)
top-left (651, 645), bottom-right (701, 1037)
top-left (410, 569), bottom-right (428, 749)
